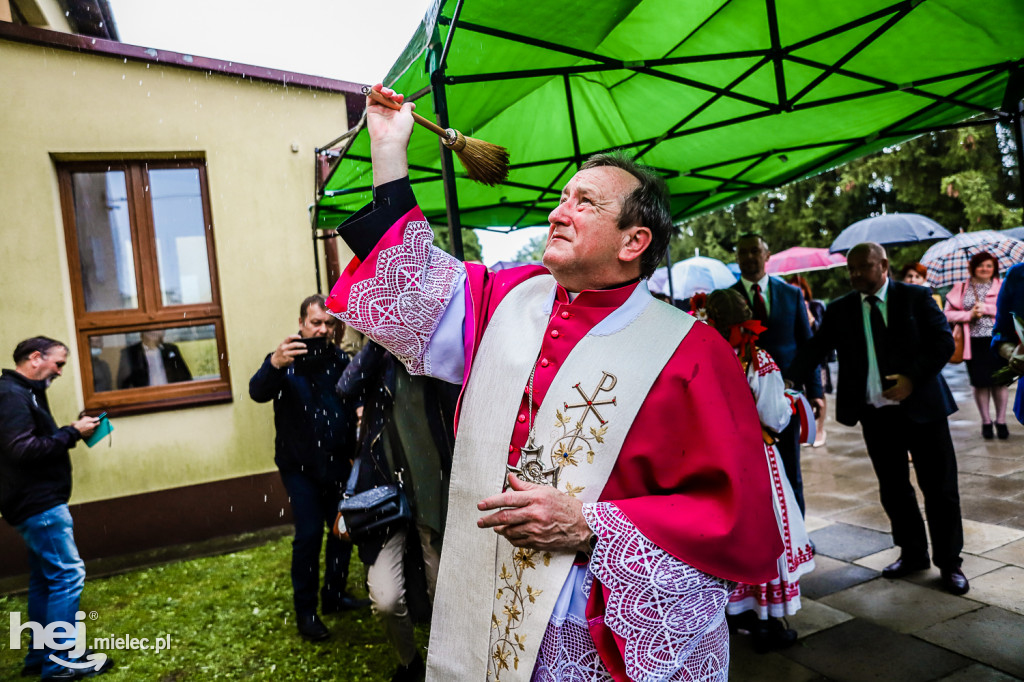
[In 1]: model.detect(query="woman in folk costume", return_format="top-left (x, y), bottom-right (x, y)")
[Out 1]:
top-left (700, 289), bottom-right (816, 652)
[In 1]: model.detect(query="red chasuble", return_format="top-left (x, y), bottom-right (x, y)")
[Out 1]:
top-left (328, 200), bottom-right (783, 679)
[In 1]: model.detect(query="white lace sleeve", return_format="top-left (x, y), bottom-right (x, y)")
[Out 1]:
top-left (582, 503), bottom-right (734, 682)
top-left (338, 219), bottom-right (465, 376)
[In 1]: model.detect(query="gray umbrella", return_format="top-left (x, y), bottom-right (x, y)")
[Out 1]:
top-left (829, 213), bottom-right (953, 254)
top-left (1001, 226), bottom-right (1024, 241)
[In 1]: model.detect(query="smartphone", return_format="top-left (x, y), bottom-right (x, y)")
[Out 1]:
top-left (298, 336), bottom-right (328, 359)
top-left (96, 412), bottom-right (108, 421)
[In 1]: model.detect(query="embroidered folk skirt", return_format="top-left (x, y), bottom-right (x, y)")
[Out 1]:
top-left (726, 443), bottom-right (815, 619)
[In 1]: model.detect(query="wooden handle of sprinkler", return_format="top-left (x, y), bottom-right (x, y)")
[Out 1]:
top-left (363, 86), bottom-right (450, 139)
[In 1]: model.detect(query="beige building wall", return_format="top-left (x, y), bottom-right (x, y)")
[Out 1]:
top-left (0, 36), bottom-right (356, 505)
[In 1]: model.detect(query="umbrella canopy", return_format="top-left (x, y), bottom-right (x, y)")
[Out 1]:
top-left (648, 266), bottom-right (670, 297)
top-left (1001, 226), bottom-right (1024, 242)
top-left (829, 213), bottom-right (953, 254)
top-left (766, 246), bottom-right (847, 275)
top-left (669, 256), bottom-right (737, 299)
top-left (316, 0), bottom-right (1024, 244)
top-left (919, 230), bottom-right (1024, 288)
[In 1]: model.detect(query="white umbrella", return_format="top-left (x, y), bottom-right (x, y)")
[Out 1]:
top-left (669, 256), bottom-right (737, 299)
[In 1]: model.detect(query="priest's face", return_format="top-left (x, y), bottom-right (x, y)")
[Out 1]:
top-left (544, 166), bottom-right (640, 291)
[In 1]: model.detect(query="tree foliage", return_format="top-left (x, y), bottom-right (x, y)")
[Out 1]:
top-left (672, 122), bottom-right (1021, 300)
top-left (435, 225), bottom-right (483, 262)
top-left (514, 234), bottom-right (548, 262)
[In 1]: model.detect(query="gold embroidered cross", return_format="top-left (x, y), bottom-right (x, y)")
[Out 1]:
top-left (563, 372), bottom-right (618, 426)
top-left (558, 371), bottom-right (617, 458)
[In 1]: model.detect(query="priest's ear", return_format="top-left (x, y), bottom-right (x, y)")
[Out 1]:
top-left (618, 225), bottom-right (652, 265)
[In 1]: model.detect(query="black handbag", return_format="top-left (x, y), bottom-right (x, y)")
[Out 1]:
top-left (338, 459), bottom-right (412, 542)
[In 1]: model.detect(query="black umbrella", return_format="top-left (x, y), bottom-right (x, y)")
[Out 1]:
top-left (829, 214), bottom-right (953, 254)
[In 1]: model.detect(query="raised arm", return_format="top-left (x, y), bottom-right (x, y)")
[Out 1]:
top-left (366, 84), bottom-right (415, 188)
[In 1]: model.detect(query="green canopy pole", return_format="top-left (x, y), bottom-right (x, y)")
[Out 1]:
top-left (431, 0), bottom-right (467, 261)
top-left (665, 248), bottom-right (675, 302)
top-left (312, 147), bottom-right (323, 293)
top-left (432, 69), bottom-right (465, 261)
top-left (1013, 105), bottom-right (1024, 208)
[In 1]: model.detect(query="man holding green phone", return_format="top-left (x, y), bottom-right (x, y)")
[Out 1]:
top-left (0, 336), bottom-right (115, 679)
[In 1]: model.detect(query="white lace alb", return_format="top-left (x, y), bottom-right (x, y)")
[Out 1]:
top-left (577, 503), bottom-right (733, 682)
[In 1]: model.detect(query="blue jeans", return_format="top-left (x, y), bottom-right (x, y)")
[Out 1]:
top-left (16, 504), bottom-right (86, 678)
top-left (280, 471), bottom-right (353, 616)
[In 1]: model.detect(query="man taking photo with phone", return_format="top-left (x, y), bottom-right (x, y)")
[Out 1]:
top-left (249, 294), bottom-right (367, 642)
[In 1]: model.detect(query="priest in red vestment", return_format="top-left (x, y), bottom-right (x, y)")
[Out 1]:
top-left (325, 84), bottom-right (783, 682)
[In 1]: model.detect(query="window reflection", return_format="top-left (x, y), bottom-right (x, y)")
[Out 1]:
top-left (72, 171), bottom-right (138, 312)
top-left (150, 168), bottom-right (213, 306)
top-left (88, 325), bottom-right (220, 393)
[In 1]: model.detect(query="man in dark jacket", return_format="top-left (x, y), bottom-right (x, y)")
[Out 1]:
top-left (249, 295), bottom-right (365, 642)
top-left (791, 243), bottom-right (967, 595)
top-left (0, 336), bottom-right (114, 679)
top-left (116, 330), bottom-right (192, 389)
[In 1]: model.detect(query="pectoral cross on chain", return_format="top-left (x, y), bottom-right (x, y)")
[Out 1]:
top-left (507, 439), bottom-right (560, 488)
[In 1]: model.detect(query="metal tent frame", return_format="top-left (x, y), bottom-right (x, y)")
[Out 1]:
top-left (312, 0), bottom-right (1024, 271)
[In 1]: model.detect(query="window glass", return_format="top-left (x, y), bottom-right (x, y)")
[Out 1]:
top-left (72, 171), bottom-right (138, 311)
top-left (150, 168), bottom-right (213, 305)
top-left (87, 324), bottom-right (220, 393)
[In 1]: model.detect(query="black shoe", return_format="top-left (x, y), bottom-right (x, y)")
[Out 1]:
top-left (322, 594), bottom-right (372, 614)
top-left (982, 423), bottom-right (994, 439)
top-left (41, 654), bottom-right (114, 679)
top-left (940, 567), bottom-right (970, 595)
top-left (391, 653), bottom-right (426, 682)
top-left (882, 556), bottom-right (930, 578)
top-left (752, 618), bottom-right (798, 654)
top-left (996, 423), bottom-right (1009, 440)
top-left (297, 613), bottom-right (330, 641)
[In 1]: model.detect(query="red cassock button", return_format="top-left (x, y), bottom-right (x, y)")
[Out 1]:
top-left (540, 358), bottom-right (549, 367)
top-left (560, 311), bottom-right (570, 319)
top-left (517, 414), bottom-right (526, 423)
top-left (509, 445), bottom-right (515, 453)
top-left (550, 329), bottom-right (560, 338)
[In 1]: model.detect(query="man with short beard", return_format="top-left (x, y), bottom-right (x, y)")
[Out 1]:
top-left (0, 336), bottom-right (114, 679)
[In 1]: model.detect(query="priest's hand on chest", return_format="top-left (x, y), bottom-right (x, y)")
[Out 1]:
top-left (477, 474), bottom-right (594, 553)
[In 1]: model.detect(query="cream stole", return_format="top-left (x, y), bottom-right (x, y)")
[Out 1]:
top-left (426, 276), bottom-right (694, 681)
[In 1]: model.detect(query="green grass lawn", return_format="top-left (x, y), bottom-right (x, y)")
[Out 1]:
top-left (1, 536), bottom-right (427, 680)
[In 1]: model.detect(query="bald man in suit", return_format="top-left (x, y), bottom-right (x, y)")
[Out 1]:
top-left (790, 242), bottom-right (967, 595)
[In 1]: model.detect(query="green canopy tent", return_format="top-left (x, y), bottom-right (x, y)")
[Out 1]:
top-left (313, 0), bottom-right (1024, 272)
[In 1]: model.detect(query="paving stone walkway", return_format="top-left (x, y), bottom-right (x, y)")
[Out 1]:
top-left (729, 363), bottom-right (1024, 681)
